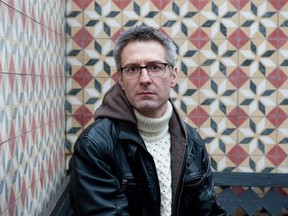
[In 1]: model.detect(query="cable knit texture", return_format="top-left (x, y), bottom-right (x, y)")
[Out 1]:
top-left (134, 102), bottom-right (172, 216)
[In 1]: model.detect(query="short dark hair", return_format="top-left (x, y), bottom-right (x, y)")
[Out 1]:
top-left (113, 25), bottom-right (177, 71)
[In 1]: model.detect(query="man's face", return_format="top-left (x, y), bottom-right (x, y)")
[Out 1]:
top-left (119, 41), bottom-right (177, 118)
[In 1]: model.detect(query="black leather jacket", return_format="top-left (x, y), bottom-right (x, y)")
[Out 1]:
top-left (69, 83), bottom-right (227, 216)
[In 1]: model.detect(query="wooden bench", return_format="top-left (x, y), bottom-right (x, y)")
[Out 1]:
top-left (43, 172), bottom-right (288, 215)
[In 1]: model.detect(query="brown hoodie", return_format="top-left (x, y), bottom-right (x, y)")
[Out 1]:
top-left (94, 82), bottom-right (137, 125)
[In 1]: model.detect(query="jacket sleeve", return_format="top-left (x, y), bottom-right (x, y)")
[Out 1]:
top-left (185, 125), bottom-right (227, 216)
top-left (69, 130), bottom-right (129, 216)
top-left (201, 144), bottom-right (228, 216)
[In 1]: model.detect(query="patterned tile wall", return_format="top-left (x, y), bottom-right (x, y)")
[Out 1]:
top-left (65, 0), bottom-right (288, 175)
top-left (0, 0), bottom-right (66, 215)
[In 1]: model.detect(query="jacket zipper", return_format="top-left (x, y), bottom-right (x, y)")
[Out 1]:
top-left (174, 146), bottom-right (189, 216)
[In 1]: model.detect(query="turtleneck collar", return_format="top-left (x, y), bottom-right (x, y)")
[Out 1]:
top-left (134, 102), bottom-right (173, 142)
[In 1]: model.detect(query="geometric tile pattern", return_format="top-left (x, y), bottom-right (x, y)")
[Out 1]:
top-left (65, 0), bottom-right (288, 178)
top-left (2, 0), bottom-right (288, 214)
top-left (0, 0), bottom-right (66, 215)
top-left (64, 0), bottom-right (288, 178)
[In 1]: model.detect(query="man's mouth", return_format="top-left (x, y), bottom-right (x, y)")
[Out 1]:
top-left (138, 91), bottom-right (155, 96)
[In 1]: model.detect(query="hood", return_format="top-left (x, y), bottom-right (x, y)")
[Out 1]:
top-left (94, 82), bottom-right (137, 124)
top-left (94, 82), bottom-right (187, 138)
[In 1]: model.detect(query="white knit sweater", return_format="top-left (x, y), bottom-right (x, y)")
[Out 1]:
top-left (134, 102), bottom-right (173, 216)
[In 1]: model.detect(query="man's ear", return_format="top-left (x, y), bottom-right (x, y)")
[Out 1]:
top-left (170, 66), bottom-right (178, 87)
top-left (118, 72), bottom-right (125, 89)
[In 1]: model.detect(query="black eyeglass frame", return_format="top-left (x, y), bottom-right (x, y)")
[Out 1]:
top-left (120, 62), bottom-right (170, 80)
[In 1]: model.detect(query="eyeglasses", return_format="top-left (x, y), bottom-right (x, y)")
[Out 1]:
top-left (120, 63), bottom-right (170, 80)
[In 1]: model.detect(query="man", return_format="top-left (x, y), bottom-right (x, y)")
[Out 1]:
top-left (69, 25), bottom-right (227, 216)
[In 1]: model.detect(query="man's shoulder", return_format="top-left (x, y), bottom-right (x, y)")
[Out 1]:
top-left (74, 118), bottom-right (119, 154)
top-left (185, 123), bottom-right (205, 148)
top-left (78, 118), bottom-right (118, 141)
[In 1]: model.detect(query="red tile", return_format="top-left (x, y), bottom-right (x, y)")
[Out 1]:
top-left (9, 138), bottom-right (15, 156)
top-left (73, 67), bottom-right (94, 87)
top-left (20, 2), bottom-right (27, 28)
top-left (189, 67), bottom-right (209, 88)
top-left (227, 107), bottom-right (248, 127)
top-left (9, 63), bottom-right (15, 88)
top-left (231, 186), bottom-right (246, 197)
top-left (188, 106), bottom-right (209, 127)
top-left (266, 145), bottom-right (287, 166)
top-left (190, 0), bottom-right (209, 10)
top-left (228, 67), bottom-right (249, 88)
top-left (74, 106), bottom-right (93, 127)
top-left (268, 28), bottom-right (288, 49)
top-left (227, 145), bottom-right (248, 165)
top-left (151, 0), bottom-right (170, 10)
top-left (8, 6), bottom-right (15, 24)
top-left (230, 0), bottom-right (250, 10)
top-left (9, 122), bottom-right (15, 140)
top-left (31, 116), bottom-right (37, 143)
top-left (189, 28), bottom-right (210, 49)
top-left (228, 29), bottom-right (249, 49)
top-left (8, 195), bottom-right (15, 216)
top-left (9, 189), bottom-right (15, 211)
top-left (73, 28), bottom-right (94, 49)
top-left (267, 68), bottom-right (288, 88)
top-left (268, 0), bottom-right (288, 10)
top-left (112, 0), bottom-right (131, 9)
top-left (74, 0), bottom-right (93, 9)
top-left (21, 187), bottom-right (26, 207)
top-left (267, 107), bottom-right (287, 127)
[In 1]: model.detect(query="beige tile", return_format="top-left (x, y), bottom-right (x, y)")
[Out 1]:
top-left (200, 116), bottom-right (237, 155)
top-left (199, 77), bottom-right (238, 116)
top-left (239, 77), bottom-right (277, 116)
top-left (238, 116), bottom-right (277, 155)
top-left (83, 38), bottom-right (116, 78)
top-left (66, 5), bottom-right (84, 38)
top-left (239, 39), bottom-right (277, 78)
top-left (200, 0), bottom-right (239, 39)
top-left (122, 1), bottom-right (160, 30)
top-left (171, 77), bottom-right (199, 117)
top-left (83, 1), bottom-right (121, 38)
top-left (199, 39), bottom-right (238, 78)
top-left (160, 1), bottom-right (199, 39)
top-left (239, 0), bottom-right (278, 39)
top-left (237, 156), bottom-right (277, 173)
top-left (173, 39), bottom-right (199, 78)
top-left (210, 155), bottom-right (237, 172)
top-left (83, 77), bottom-right (116, 117)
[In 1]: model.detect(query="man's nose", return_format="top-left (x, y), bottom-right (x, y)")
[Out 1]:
top-left (138, 68), bottom-right (152, 82)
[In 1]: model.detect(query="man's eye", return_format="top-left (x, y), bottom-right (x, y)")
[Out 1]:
top-left (124, 67), bottom-right (135, 73)
top-left (150, 65), bottom-right (161, 71)
top-left (128, 67), bottom-right (138, 72)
